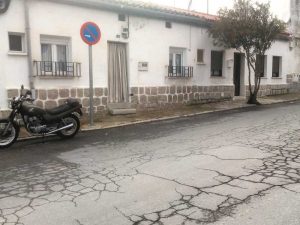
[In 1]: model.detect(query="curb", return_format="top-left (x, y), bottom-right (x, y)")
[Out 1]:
top-left (81, 105), bottom-right (253, 132)
top-left (17, 98), bottom-right (300, 141)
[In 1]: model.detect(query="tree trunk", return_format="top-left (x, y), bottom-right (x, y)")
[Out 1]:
top-left (247, 92), bottom-right (261, 105)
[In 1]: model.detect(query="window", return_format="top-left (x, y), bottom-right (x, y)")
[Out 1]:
top-left (211, 51), bottom-right (223, 76)
top-left (118, 14), bottom-right (126, 21)
top-left (272, 56), bottom-right (282, 77)
top-left (8, 33), bottom-right (25, 52)
top-left (168, 47), bottom-right (192, 77)
top-left (169, 48), bottom-right (184, 67)
top-left (165, 21), bottom-right (172, 28)
top-left (197, 49), bottom-right (204, 63)
top-left (255, 54), bottom-right (266, 77)
top-left (40, 35), bottom-right (71, 73)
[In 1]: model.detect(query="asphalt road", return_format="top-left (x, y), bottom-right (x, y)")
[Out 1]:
top-left (0, 102), bottom-right (300, 225)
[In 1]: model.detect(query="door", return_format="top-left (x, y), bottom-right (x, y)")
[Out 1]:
top-left (234, 53), bottom-right (241, 96)
top-left (108, 42), bottom-right (129, 103)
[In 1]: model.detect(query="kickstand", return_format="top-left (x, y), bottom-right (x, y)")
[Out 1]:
top-left (42, 133), bottom-right (45, 144)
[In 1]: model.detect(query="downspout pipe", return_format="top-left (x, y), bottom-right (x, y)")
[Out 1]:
top-left (24, 0), bottom-right (35, 93)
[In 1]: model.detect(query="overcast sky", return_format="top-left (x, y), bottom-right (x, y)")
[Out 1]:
top-left (144, 0), bottom-right (290, 22)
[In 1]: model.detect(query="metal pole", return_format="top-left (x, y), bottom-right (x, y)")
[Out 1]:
top-left (24, 0), bottom-right (34, 93)
top-left (88, 45), bottom-right (94, 126)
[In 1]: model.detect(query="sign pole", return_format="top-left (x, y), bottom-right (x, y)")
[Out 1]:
top-left (88, 45), bottom-right (94, 126)
top-left (80, 21), bottom-right (101, 127)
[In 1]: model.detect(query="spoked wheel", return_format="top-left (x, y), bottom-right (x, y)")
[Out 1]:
top-left (0, 120), bottom-right (19, 149)
top-left (57, 115), bottom-right (80, 139)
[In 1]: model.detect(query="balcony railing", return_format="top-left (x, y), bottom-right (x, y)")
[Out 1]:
top-left (34, 61), bottom-right (81, 77)
top-left (168, 66), bottom-right (193, 78)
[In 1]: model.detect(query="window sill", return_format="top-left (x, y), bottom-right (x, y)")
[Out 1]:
top-left (7, 51), bottom-right (28, 56)
top-left (271, 77), bottom-right (282, 79)
top-left (197, 62), bottom-right (205, 65)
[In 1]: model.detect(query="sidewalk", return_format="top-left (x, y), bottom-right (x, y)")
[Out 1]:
top-left (81, 93), bottom-right (300, 131)
top-left (17, 93), bottom-right (300, 139)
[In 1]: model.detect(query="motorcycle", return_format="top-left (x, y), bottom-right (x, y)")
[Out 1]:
top-left (0, 86), bottom-right (82, 148)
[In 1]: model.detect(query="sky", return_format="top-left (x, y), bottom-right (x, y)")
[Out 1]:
top-left (143, 0), bottom-right (290, 22)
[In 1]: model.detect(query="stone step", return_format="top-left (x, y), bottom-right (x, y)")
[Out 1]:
top-left (109, 108), bottom-right (137, 115)
top-left (107, 102), bottom-right (135, 109)
top-left (107, 102), bottom-right (137, 115)
top-left (233, 96), bottom-right (246, 101)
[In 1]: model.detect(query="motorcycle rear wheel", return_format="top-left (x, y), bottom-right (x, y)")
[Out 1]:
top-left (57, 115), bottom-right (80, 139)
top-left (0, 120), bottom-right (19, 148)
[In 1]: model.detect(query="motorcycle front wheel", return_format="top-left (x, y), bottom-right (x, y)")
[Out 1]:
top-left (57, 115), bottom-right (80, 139)
top-left (0, 119), bottom-right (19, 148)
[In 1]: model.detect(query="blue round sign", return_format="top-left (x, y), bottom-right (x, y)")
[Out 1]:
top-left (80, 22), bottom-right (101, 45)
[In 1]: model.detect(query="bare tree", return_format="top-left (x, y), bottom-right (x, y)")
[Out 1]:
top-left (209, 0), bottom-right (285, 104)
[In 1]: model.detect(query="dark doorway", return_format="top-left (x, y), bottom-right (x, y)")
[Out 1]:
top-left (234, 53), bottom-right (242, 96)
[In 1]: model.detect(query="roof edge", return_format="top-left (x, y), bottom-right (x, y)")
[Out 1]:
top-left (39, 0), bottom-right (212, 27)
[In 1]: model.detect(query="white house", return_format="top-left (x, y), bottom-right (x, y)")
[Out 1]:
top-left (0, 0), bottom-right (299, 116)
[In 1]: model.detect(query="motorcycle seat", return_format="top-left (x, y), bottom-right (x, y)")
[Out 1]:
top-left (46, 104), bottom-right (72, 115)
top-left (45, 99), bottom-right (80, 115)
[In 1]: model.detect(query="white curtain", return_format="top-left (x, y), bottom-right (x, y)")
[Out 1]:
top-left (57, 45), bottom-right (67, 72)
top-left (57, 45), bottom-right (67, 62)
top-left (41, 44), bottom-right (52, 72)
top-left (41, 44), bottom-right (52, 61)
top-left (108, 43), bottom-right (129, 103)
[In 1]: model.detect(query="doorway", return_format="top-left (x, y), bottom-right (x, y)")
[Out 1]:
top-left (234, 53), bottom-right (242, 96)
top-left (108, 42), bottom-right (129, 103)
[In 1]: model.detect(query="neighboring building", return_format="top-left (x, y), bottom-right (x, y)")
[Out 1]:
top-left (290, 0), bottom-right (300, 75)
top-left (0, 0), bottom-right (299, 116)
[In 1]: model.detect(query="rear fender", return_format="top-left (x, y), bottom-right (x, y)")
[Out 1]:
top-left (72, 111), bottom-right (82, 120)
top-left (74, 107), bottom-right (82, 116)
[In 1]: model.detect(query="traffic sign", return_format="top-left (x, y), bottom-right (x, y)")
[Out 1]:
top-left (80, 22), bottom-right (101, 126)
top-left (80, 22), bottom-right (101, 45)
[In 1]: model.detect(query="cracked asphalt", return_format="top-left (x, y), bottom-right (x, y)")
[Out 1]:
top-left (0, 101), bottom-right (300, 225)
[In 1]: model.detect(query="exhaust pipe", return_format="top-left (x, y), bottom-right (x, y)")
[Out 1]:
top-left (47, 123), bottom-right (74, 135)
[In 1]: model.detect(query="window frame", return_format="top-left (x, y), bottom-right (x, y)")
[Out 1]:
top-left (40, 35), bottom-right (72, 74)
top-left (8, 32), bottom-right (26, 53)
top-left (255, 54), bottom-right (267, 78)
top-left (197, 49), bottom-right (204, 64)
top-left (169, 47), bottom-right (185, 67)
top-left (210, 50), bottom-right (223, 77)
top-left (40, 35), bottom-right (71, 63)
top-left (272, 56), bottom-right (282, 78)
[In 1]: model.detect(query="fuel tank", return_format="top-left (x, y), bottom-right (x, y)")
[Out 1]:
top-left (20, 101), bottom-right (46, 116)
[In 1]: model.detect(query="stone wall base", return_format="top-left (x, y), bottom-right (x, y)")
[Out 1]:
top-left (6, 88), bottom-right (109, 116)
top-left (129, 85), bottom-right (234, 109)
top-left (4, 83), bottom-right (300, 119)
top-left (245, 84), bottom-right (290, 97)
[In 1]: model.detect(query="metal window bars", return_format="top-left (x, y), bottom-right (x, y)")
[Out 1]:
top-left (168, 66), bottom-right (193, 78)
top-left (34, 61), bottom-right (81, 77)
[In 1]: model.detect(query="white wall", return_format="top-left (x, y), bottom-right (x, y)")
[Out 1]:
top-left (0, 0), bottom-right (296, 110)
top-left (0, 0), bottom-right (28, 110)
top-left (129, 18), bottom-right (234, 87)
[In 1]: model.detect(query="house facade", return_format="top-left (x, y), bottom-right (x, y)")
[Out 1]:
top-left (0, 0), bottom-right (299, 116)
